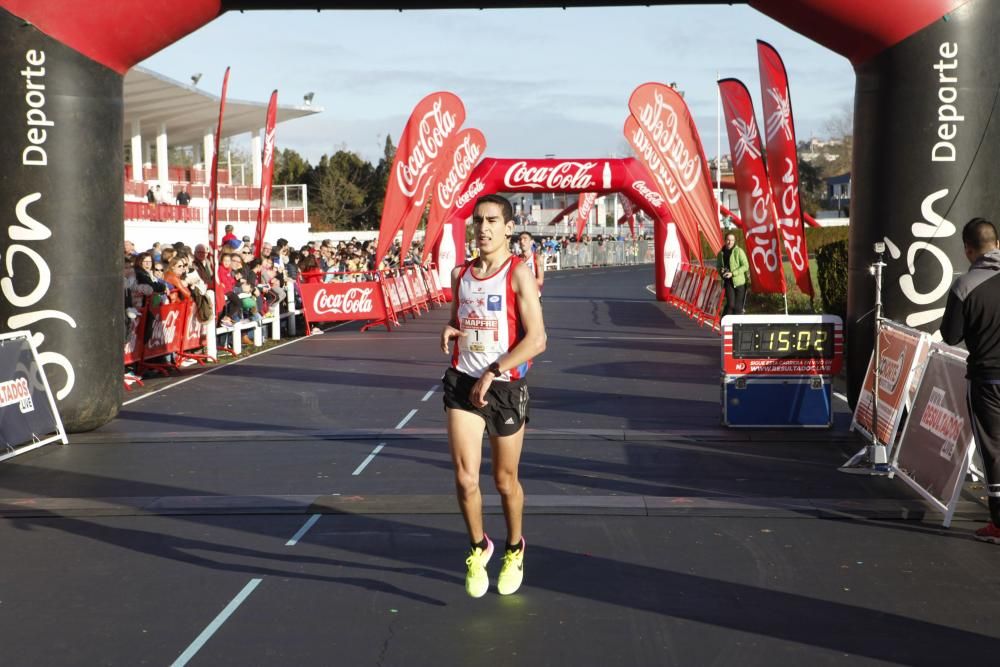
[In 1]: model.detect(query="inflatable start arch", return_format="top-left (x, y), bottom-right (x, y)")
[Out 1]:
top-left (430, 157), bottom-right (687, 302)
top-left (0, 0), bottom-right (989, 430)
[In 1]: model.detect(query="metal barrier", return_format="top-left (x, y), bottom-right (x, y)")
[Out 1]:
top-left (552, 239), bottom-right (653, 270)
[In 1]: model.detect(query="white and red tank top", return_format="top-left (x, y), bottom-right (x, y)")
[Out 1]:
top-left (452, 255), bottom-right (530, 381)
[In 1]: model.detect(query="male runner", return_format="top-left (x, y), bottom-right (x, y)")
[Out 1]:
top-left (517, 231), bottom-right (545, 296)
top-left (440, 194), bottom-right (547, 597)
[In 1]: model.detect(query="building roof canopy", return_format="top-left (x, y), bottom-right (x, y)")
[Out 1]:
top-left (123, 67), bottom-right (321, 147)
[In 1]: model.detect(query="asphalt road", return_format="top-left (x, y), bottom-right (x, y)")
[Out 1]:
top-left (0, 264), bottom-right (996, 666)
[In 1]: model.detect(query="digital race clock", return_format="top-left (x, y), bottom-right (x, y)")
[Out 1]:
top-left (732, 322), bottom-right (835, 360)
top-left (722, 314), bottom-right (843, 376)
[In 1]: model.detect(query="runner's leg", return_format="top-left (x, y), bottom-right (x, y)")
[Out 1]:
top-left (448, 407), bottom-right (488, 542)
top-left (490, 423), bottom-right (526, 545)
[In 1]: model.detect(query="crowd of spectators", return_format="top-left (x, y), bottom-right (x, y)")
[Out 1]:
top-left (121, 227), bottom-right (652, 375)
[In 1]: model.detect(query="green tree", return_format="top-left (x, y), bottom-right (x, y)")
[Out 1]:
top-left (311, 150), bottom-right (376, 230)
top-left (797, 157), bottom-right (824, 216)
top-left (274, 148), bottom-right (311, 185)
top-left (367, 134), bottom-right (396, 225)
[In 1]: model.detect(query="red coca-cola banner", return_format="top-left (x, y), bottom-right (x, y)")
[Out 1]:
top-left (254, 90), bottom-right (278, 260)
top-left (421, 128), bottom-right (486, 263)
top-left (718, 78), bottom-right (787, 295)
top-left (624, 115), bottom-right (702, 259)
top-left (575, 192), bottom-right (597, 241)
top-left (375, 92), bottom-right (466, 268)
top-left (300, 282), bottom-right (388, 323)
top-left (210, 67), bottom-right (230, 314)
top-left (757, 40), bottom-right (813, 296)
top-left (142, 302), bottom-right (188, 359)
top-left (620, 195), bottom-right (637, 237)
top-left (627, 82), bottom-right (723, 255)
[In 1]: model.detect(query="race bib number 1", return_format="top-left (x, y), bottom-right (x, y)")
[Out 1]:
top-left (460, 317), bottom-right (501, 354)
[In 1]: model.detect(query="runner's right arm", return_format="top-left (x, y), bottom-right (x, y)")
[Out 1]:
top-left (440, 265), bottom-right (467, 354)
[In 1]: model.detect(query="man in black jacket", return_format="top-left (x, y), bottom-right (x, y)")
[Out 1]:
top-left (941, 217), bottom-right (1000, 543)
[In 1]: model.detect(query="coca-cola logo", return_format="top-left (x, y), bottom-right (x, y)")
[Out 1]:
top-left (629, 124), bottom-right (681, 205)
top-left (631, 181), bottom-right (665, 208)
top-left (437, 135), bottom-right (483, 209)
top-left (503, 161), bottom-right (597, 190)
top-left (396, 98), bottom-right (459, 198)
top-left (455, 178), bottom-right (485, 210)
top-left (313, 287), bottom-right (375, 315)
top-left (149, 310), bottom-right (180, 349)
top-left (636, 92), bottom-right (701, 193)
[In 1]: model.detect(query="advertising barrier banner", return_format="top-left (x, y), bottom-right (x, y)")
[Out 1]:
top-left (300, 281), bottom-right (388, 323)
top-left (853, 321), bottom-right (930, 449)
top-left (894, 344), bottom-right (974, 526)
top-left (0, 331), bottom-right (67, 459)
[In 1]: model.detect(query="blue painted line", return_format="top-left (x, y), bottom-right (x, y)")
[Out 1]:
top-left (171, 578), bottom-right (262, 667)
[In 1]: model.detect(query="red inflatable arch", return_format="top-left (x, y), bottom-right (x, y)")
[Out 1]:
top-left (430, 157), bottom-right (688, 301)
top-left (0, 0), bottom-right (982, 430)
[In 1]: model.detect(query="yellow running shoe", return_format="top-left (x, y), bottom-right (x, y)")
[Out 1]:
top-left (497, 537), bottom-right (525, 595)
top-left (465, 534), bottom-right (494, 598)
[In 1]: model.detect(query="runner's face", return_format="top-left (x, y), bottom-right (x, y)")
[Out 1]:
top-left (519, 235), bottom-right (532, 252)
top-left (472, 202), bottom-right (511, 254)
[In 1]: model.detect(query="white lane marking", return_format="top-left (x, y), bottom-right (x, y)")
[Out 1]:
top-left (353, 443), bottom-right (386, 476)
top-left (833, 391), bottom-right (849, 404)
top-left (171, 578), bottom-right (262, 667)
top-left (123, 322), bottom-right (351, 406)
top-left (285, 513), bottom-right (321, 546)
top-left (421, 385), bottom-right (438, 402)
top-left (395, 409), bottom-right (418, 430)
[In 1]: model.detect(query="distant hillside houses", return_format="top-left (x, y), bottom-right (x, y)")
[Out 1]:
top-left (798, 138), bottom-right (847, 163)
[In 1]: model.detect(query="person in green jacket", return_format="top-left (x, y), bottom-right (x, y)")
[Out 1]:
top-left (717, 232), bottom-right (750, 315)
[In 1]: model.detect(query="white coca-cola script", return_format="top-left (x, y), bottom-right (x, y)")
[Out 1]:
top-left (636, 91), bottom-right (702, 193)
top-left (455, 178), bottom-right (485, 211)
top-left (396, 98), bottom-right (459, 198)
top-left (436, 135), bottom-right (483, 209)
top-left (631, 181), bottom-right (666, 208)
top-left (313, 287), bottom-right (375, 316)
top-left (503, 161), bottom-right (597, 190)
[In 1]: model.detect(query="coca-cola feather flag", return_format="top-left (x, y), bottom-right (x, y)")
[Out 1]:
top-left (627, 82), bottom-right (723, 255)
top-left (253, 90), bottom-right (278, 259)
top-left (623, 115), bottom-right (702, 260)
top-left (375, 92), bottom-right (466, 268)
top-left (718, 78), bottom-right (787, 295)
top-left (421, 128), bottom-right (486, 263)
top-left (575, 192), bottom-right (597, 241)
top-left (758, 40), bottom-right (813, 295)
top-left (209, 66), bottom-right (229, 313)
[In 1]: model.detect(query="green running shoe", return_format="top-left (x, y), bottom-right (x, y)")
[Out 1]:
top-left (465, 534), bottom-right (494, 598)
top-left (497, 537), bottom-right (525, 595)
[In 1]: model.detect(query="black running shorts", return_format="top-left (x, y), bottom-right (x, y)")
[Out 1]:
top-left (442, 367), bottom-right (530, 437)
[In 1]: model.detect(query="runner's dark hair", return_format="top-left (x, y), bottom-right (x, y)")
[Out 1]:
top-left (474, 194), bottom-right (514, 222)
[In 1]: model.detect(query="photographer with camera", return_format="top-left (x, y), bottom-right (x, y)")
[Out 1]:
top-left (717, 232), bottom-right (750, 315)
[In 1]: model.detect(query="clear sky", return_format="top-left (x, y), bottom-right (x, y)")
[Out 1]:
top-left (140, 5), bottom-right (856, 166)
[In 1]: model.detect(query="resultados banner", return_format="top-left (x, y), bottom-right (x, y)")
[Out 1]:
top-left (375, 92), bottom-right (466, 268)
top-left (757, 40), bottom-right (813, 296)
top-left (718, 78), bottom-right (787, 295)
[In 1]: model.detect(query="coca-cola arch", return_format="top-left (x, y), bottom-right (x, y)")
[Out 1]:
top-left (0, 0), bottom-right (985, 430)
top-left (431, 157), bottom-right (686, 301)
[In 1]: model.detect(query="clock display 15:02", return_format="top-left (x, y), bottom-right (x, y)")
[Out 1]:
top-left (733, 323), bottom-right (835, 359)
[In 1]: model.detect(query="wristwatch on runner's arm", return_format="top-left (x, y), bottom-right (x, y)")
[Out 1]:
top-left (487, 361), bottom-right (502, 377)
